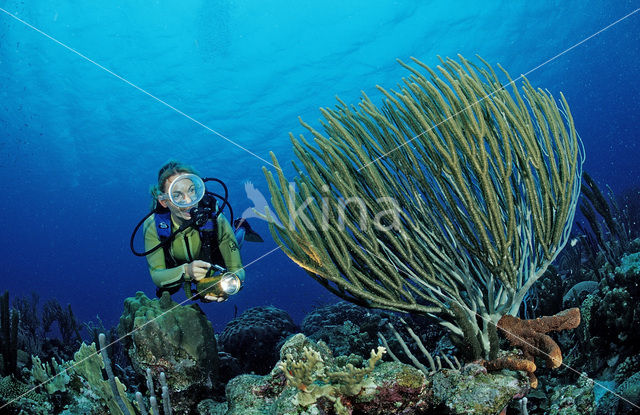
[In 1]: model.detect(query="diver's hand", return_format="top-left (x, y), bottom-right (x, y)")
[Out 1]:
top-left (203, 294), bottom-right (228, 303)
top-left (185, 260), bottom-right (212, 282)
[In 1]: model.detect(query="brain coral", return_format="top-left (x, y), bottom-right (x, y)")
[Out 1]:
top-left (219, 306), bottom-right (298, 375)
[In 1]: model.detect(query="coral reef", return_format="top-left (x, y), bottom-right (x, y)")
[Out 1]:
top-left (430, 362), bottom-right (530, 414)
top-left (546, 373), bottom-right (595, 415)
top-left (4, 285), bottom-right (616, 414)
top-left (279, 334), bottom-right (386, 412)
top-left (5, 183), bottom-right (639, 414)
top-left (595, 370), bottom-right (640, 414)
top-left (0, 375), bottom-right (51, 414)
top-left (218, 333), bottom-right (530, 415)
top-left (118, 291), bottom-right (218, 413)
top-left (29, 355), bottom-right (70, 394)
top-left (219, 306), bottom-right (297, 375)
top-left (301, 301), bottom-right (445, 362)
top-left (226, 333), bottom-right (431, 414)
top-left (565, 250), bottom-right (640, 381)
top-left (7, 323), bottom-right (188, 415)
top-left (70, 340), bottom-right (136, 415)
top-left (6, 334), bottom-right (137, 414)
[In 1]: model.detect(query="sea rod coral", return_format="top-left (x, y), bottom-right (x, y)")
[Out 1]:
top-left (262, 55), bottom-right (584, 359)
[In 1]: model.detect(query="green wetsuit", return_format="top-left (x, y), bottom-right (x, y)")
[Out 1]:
top-left (143, 212), bottom-right (245, 288)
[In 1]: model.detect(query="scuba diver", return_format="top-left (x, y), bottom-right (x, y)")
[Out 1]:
top-left (130, 160), bottom-right (263, 302)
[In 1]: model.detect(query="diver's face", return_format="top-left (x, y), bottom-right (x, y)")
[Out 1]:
top-left (160, 173), bottom-right (194, 223)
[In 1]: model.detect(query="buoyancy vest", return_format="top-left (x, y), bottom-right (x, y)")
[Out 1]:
top-left (153, 210), bottom-right (224, 296)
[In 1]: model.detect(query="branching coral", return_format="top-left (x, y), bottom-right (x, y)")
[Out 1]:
top-left (378, 320), bottom-right (460, 376)
top-left (279, 345), bottom-right (386, 414)
top-left (70, 340), bottom-right (135, 415)
top-left (262, 55), bottom-right (583, 359)
top-left (578, 172), bottom-right (633, 271)
top-left (13, 293), bottom-right (42, 357)
top-left (29, 356), bottom-right (70, 394)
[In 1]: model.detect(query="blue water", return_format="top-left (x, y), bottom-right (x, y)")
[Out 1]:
top-left (1, 1), bottom-right (639, 333)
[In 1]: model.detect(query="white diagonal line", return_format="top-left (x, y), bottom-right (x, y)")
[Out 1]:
top-left (353, 243), bottom-right (638, 409)
top-left (0, 7), bottom-right (280, 171)
top-left (0, 245), bottom-right (283, 410)
top-left (357, 7), bottom-right (640, 172)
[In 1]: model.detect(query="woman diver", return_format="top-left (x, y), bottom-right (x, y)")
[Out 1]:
top-left (132, 160), bottom-right (262, 302)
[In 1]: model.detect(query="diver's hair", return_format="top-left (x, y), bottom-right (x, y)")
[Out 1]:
top-left (149, 160), bottom-right (199, 209)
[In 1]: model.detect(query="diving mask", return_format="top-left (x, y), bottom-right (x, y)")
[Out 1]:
top-left (160, 173), bottom-right (205, 208)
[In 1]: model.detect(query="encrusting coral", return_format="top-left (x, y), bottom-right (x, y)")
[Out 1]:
top-left (262, 55), bottom-right (584, 359)
top-left (0, 375), bottom-right (51, 414)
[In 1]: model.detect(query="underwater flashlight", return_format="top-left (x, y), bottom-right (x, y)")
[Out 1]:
top-left (196, 266), bottom-right (242, 297)
top-left (218, 273), bottom-right (242, 295)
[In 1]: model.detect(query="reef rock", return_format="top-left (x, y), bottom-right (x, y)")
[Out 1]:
top-left (596, 370), bottom-right (640, 415)
top-left (428, 360), bottom-right (531, 414)
top-left (118, 291), bottom-right (218, 412)
top-left (214, 333), bottom-right (530, 415)
top-left (302, 301), bottom-right (395, 357)
top-left (219, 306), bottom-right (297, 375)
top-left (547, 373), bottom-right (595, 415)
top-left (302, 301), bottom-right (445, 363)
